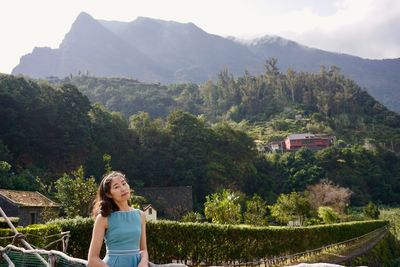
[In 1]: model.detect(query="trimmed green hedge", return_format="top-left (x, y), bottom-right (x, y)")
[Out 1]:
top-left (47, 216), bottom-right (95, 259)
top-left (0, 217), bottom-right (19, 228)
top-left (1, 219), bottom-right (387, 265)
top-left (147, 220), bottom-right (387, 265)
top-left (0, 224), bottom-right (61, 248)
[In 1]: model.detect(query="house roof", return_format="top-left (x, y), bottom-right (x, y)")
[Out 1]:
top-left (287, 133), bottom-right (316, 140)
top-left (143, 204), bottom-right (156, 211)
top-left (0, 189), bottom-right (60, 207)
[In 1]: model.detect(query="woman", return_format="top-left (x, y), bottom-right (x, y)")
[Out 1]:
top-left (88, 171), bottom-right (149, 267)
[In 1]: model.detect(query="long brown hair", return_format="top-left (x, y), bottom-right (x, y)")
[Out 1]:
top-left (92, 171), bottom-right (130, 217)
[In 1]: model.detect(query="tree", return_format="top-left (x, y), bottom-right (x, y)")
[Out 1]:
top-left (264, 58), bottom-right (279, 76)
top-left (0, 161), bottom-right (11, 174)
top-left (166, 111), bottom-right (213, 197)
top-left (87, 103), bottom-right (140, 181)
top-left (0, 161), bottom-right (12, 188)
top-left (244, 194), bottom-right (268, 226)
top-left (200, 80), bottom-right (219, 118)
top-left (282, 148), bottom-right (325, 192)
top-left (270, 192), bottom-right (311, 225)
top-left (130, 194), bottom-right (147, 209)
top-left (0, 141), bottom-right (12, 162)
top-left (41, 206), bottom-right (60, 223)
top-left (129, 112), bottom-right (155, 146)
top-left (363, 202), bottom-right (380, 219)
top-left (0, 162), bottom-right (40, 191)
top-left (54, 166), bottom-right (97, 218)
top-left (209, 121), bottom-right (258, 192)
top-left (181, 211), bottom-right (203, 223)
top-left (286, 68), bottom-right (298, 102)
top-left (103, 153), bottom-right (112, 173)
top-left (204, 189), bottom-right (242, 224)
top-left (306, 179), bottom-right (352, 214)
top-left (318, 206), bottom-right (339, 224)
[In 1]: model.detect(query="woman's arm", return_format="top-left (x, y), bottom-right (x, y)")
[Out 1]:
top-left (87, 214), bottom-right (108, 267)
top-left (138, 211), bottom-right (149, 267)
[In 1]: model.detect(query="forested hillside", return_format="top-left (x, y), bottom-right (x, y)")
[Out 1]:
top-left (52, 60), bottom-right (400, 150)
top-left (1, 68), bottom-right (400, 209)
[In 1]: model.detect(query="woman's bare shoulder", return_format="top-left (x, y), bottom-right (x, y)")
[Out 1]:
top-left (137, 209), bottom-right (147, 221)
top-left (94, 213), bottom-right (108, 227)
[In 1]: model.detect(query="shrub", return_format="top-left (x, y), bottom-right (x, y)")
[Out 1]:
top-left (363, 202), bottom-right (380, 219)
top-left (0, 224), bottom-right (61, 248)
top-left (318, 206), bottom-right (339, 224)
top-left (48, 216), bottom-right (95, 259)
top-left (204, 189), bottom-right (242, 224)
top-left (244, 194), bottom-right (268, 226)
top-left (0, 217), bottom-right (19, 228)
top-left (181, 211), bottom-right (203, 223)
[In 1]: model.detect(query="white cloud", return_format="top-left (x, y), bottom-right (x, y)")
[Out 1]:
top-left (280, 0), bottom-right (400, 58)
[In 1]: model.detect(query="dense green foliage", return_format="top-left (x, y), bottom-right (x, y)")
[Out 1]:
top-left (0, 75), bottom-right (91, 177)
top-left (363, 202), bottom-right (380, 219)
top-left (318, 206), bottom-right (339, 224)
top-left (180, 211), bottom-right (203, 223)
top-left (204, 189), bottom-right (242, 224)
top-left (1, 69), bottom-right (400, 207)
top-left (380, 208), bottom-right (400, 240)
top-left (55, 62), bottom-right (400, 150)
top-left (244, 194), bottom-right (269, 226)
top-left (270, 192), bottom-right (311, 225)
top-left (54, 166), bottom-right (97, 218)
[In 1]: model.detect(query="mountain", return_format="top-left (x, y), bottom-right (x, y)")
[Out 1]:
top-left (13, 13), bottom-right (170, 81)
top-left (12, 12), bottom-right (400, 112)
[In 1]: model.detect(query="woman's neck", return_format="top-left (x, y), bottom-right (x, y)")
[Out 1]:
top-left (115, 201), bottom-right (131, 211)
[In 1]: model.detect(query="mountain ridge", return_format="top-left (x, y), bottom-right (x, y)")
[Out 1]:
top-left (12, 12), bottom-right (400, 112)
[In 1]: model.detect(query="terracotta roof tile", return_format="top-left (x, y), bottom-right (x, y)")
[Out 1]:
top-left (0, 189), bottom-right (60, 207)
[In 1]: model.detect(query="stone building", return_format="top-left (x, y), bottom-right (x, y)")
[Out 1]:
top-left (0, 189), bottom-right (60, 226)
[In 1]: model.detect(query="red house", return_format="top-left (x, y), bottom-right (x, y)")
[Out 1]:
top-left (283, 133), bottom-right (333, 151)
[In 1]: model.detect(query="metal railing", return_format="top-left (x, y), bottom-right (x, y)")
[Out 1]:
top-left (219, 225), bottom-right (389, 267)
top-left (0, 244), bottom-right (88, 267)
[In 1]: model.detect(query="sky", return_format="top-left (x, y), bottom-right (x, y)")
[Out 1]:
top-left (1, 0), bottom-right (400, 74)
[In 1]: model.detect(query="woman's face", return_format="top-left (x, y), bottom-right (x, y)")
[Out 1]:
top-left (107, 176), bottom-right (131, 203)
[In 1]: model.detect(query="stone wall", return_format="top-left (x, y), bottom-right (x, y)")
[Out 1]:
top-left (0, 196), bottom-right (59, 226)
top-left (0, 197), bottom-right (18, 217)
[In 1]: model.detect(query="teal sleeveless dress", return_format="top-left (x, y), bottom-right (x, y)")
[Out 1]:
top-left (103, 209), bottom-right (142, 267)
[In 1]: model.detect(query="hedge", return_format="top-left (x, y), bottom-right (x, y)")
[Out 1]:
top-left (0, 218), bottom-right (387, 266)
top-left (146, 220), bottom-right (387, 265)
top-left (46, 216), bottom-right (95, 259)
top-left (0, 224), bottom-right (61, 249)
top-left (0, 217), bottom-right (19, 228)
